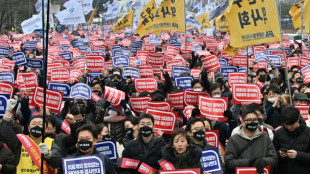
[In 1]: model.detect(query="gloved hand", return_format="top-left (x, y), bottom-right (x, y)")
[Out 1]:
top-left (255, 157), bottom-right (265, 174)
top-left (6, 99), bottom-right (18, 111)
top-left (249, 154), bottom-right (260, 165)
top-left (39, 143), bottom-right (49, 156)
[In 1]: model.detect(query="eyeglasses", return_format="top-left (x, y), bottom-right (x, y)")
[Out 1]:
top-left (244, 118), bottom-right (259, 123)
top-left (191, 127), bottom-right (206, 131)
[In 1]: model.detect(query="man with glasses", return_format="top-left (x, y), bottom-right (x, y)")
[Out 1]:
top-left (186, 118), bottom-right (213, 150)
top-left (225, 109), bottom-right (278, 174)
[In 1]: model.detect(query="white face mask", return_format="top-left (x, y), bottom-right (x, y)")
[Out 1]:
top-left (213, 94), bottom-right (221, 98)
top-left (108, 110), bottom-right (118, 116)
top-left (193, 88), bottom-right (203, 92)
top-left (268, 97), bottom-right (277, 103)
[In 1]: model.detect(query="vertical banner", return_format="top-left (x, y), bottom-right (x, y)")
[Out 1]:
top-left (136, 0), bottom-right (157, 37)
top-left (196, 11), bottom-right (211, 32)
top-left (113, 10), bottom-right (134, 32)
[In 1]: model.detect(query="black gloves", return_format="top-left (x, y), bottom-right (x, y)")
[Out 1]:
top-left (249, 154), bottom-right (265, 174)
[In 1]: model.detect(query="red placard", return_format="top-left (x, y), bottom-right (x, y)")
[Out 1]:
top-left (147, 53), bottom-right (164, 67)
top-left (86, 56), bottom-right (105, 72)
top-left (166, 60), bottom-right (183, 69)
top-left (47, 63), bottom-right (64, 78)
top-left (228, 72), bottom-right (248, 88)
top-left (50, 68), bottom-right (70, 83)
top-left (134, 78), bottom-right (158, 92)
top-left (295, 105), bottom-right (310, 121)
top-left (0, 82), bottom-right (14, 98)
top-left (91, 92), bottom-right (101, 102)
top-left (105, 61), bottom-right (113, 70)
top-left (190, 69), bottom-right (201, 78)
top-left (232, 84), bottom-right (261, 105)
top-left (53, 60), bottom-right (70, 68)
top-left (70, 69), bottom-right (82, 83)
top-left (137, 50), bottom-right (149, 65)
top-left (248, 59), bottom-right (268, 72)
top-left (196, 50), bottom-right (211, 56)
top-left (184, 90), bottom-right (210, 105)
top-left (33, 87), bottom-right (63, 112)
top-left (301, 57), bottom-right (310, 68)
top-left (202, 55), bottom-right (221, 71)
top-left (147, 101), bottom-right (171, 112)
top-left (129, 96), bottom-right (152, 113)
top-left (302, 69), bottom-right (310, 83)
top-left (104, 86), bottom-right (125, 106)
top-left (199, 96), bottom-right (228, 121)
top-left (0, 65), bottom-right (11, 72)
top-left (205, 40), bottom-right (218, 52)
top-left (166, 92), bottom-right (184, 109)
top-left (287, 57), bottom-right (300, 68)
top-left (139, 65), bottom-right (154, 78)
top-left (233, 55), bottom-right (248, 67)
top-left (183, 105), bottom-right (196, 120)
top-left (253, 46), bottom-right (266, 55)
top-left (146, 109), bottom-right (176, 133)
top-left (159, 168), bottom-right (200, 174)
top-left (166, 46), bottom-right (180, 58)
top-left (236, 166), bottom-right (271, 174)
top-left (19, 71), bottom-right (38, 90)
top-left (143, 44), bottom-right (156, 52)
top-left (205, 130), bottom-right (219, 148)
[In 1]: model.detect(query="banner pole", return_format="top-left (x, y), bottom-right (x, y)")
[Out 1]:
top-left (41, 0), bottom-right (50, 173)
top-left (184, 0), bottom-right (187, 52)
top-left (301, 2), bottom-right (304, 56)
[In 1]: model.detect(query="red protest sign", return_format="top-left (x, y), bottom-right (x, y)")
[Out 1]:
top-left (86, 56), bottom-right (105, 72)
top-left (19, 71), bottom-right (38, 90)
top-left (228, 72), bottom-right (248, 88)
top-left (105, 61), bottom-right (113, 70)
top-left (205, 130), bottom-right (219, 148)
top-left (147, 53), bottom-right (164, 67)
top-left (287, 57), bottom-right (300, 68)
top-left (137, 50), bottom-right (149, 65)
top-left (295, 105), bottom-right (310, 121)
top-left (70, 69), bottom-right (82, 83)
top-left (166, 92), bottom-right (184, 109)
top-left (183, 105), bottom-right (196, 120)
top-left (205, 40), bottom-right (218, 52)
top-left (191, 69), bottom-right (201, 78)
top-left (248, 59), bottom-right (268, 72)
top-left (233, 55), bottom-right (248, 67)
top-left (199, 96), bottom-right (228, 121)
top-left (91, 92), bottom-right (101, 102)
top-left (0, 65), bottom-right (11, 72)
top-left (139, 65), bottom-right (154, 78)
top-left (236, 166), bottom-right (271, 174)
top-left (50, 68), bottom-right (70, 83)
top-left (147, 101), bottom-right (171, 112)
top-left (53, 60), bottom-right (70, 68)
top-left (184, 90), bottom-right (210, 105)
top-left (302, 69), bottom-right (310, 83)
top-left (0, 82), bottom-right (14, 98)
top-left (166, 46), bottom-right (180, 58)
top-left (47, 63), bottom-right (64, 78)
top-left (301, 57), bottom-right (310, 68)
top-left (33, 87), bottom-right (63, 112)
top-left (166, 60), bottom-right (183, 69)
top-left (146, 109), bottom-right (176, 133)
top-left (232, 84), bottom-right (261, 105)
top-left (159, 168), bottom-right (200, 174)
top-left (143, 44), bottom-right (156, 52)
top-left (104, 86), bottom-right (125, 106)
top-left (129, 96), bottom-right (152, 113)
top-left (253, 46), bottom-right (267, 55)
top-left (134, 78), bottom-right (158, 92)
top-left (202, 55), bottom-right (221, 71)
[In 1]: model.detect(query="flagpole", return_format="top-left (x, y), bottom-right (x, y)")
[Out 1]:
top-left (184, 0), bottom-right (187, 52)
top-left (301, 2), bottom-right (304, 56)
top-left (41, 0), bottom-right (50, 173)
top-left (276, 0), bottom-right (292, 105)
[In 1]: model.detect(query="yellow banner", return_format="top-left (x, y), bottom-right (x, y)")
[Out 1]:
top-left (151, 0), bottom-right (185, 34)
top-left (113, 10), bottom-right (134, 32)
top-left (136, 0), bottom-right (156, 37)
top-left (226, 0), bottom-right (281, 48)
top-left (290, 2), bottom-right (302, 30)
top-left (215, 14), bottom-right (229, 32)
top-left (196, 11), bottom-right (211, 32)
top-left (303, 0), bottom-right (310, 33)
top-left (223, 44), bottom-right (240, 56)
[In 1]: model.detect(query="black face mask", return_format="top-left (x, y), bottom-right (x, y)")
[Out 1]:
top-left (125, 128), bottom-right (134, 138)
top-left (102, 135), bottom-right (112, 141)
top-left (245, 122), bottom-right (259, 132)
top-left (30, 126), bottom-right (43, 138)
top-left (296, 77), bottom-right (303, 84)
top-left (139, 126), bottom-right (153, 137)
top-left (193, 130), bottom-right (205, 141)
top-left (45, 133), bottom-right (55, 139)
top-left (78, 139), bottom-right (93, 151)
top-left (258, 76), bottom-right (266, 83)
top-left (93, 90), bottom-right (102, 96)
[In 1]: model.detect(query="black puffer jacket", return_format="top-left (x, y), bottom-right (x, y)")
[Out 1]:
top-left (273, 122), bottom-right (310, 174)
top-left (119, 136), bottom-right (167, 174)
top-left (0, 141), bottom-right (16, 174)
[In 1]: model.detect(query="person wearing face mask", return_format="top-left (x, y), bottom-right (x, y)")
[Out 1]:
top-left (264, 86), bottom-right (284, 129)
top-left (119, 113), bottom-right (167, 174)
top-left (273, 106), bottom-right (310, 174)
top-left (186, 118), bottom-right (213, 151)
top-left (225, 109), bottom-right (278, 174)
top-left (291, 71), bottom-right (303, 88)
top-left (191, 79), bottom-right (205, 92)
top-left (214, 72), bottom-right (230, 94)
top-left (159, 128), bottom-right (204, 173)
top-left (153, 69), bottom-right (172, 95)
top-left (0, 108), bottom-right (62, 174)
top-left (73, 124), bottom-right (117, 174)
top-left (249, 59), bottom-right (278, 85)
top-left (122, 117), bottom-right (139, 148)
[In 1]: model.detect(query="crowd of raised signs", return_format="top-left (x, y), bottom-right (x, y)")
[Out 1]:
top-left (0, 25), bottom-right (310, 174)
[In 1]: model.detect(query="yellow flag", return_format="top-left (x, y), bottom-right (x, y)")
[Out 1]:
top-left (196, 11), bottom-right (211, 32)
top-left (151, 0), bottom-right (185, 34)
top-left (223, 44), bottom-right (240, 56)
top-left (136, 0), bottom-right (156, 37)
top-left (216, 14), bottom-right (229, 32)
top-left (113, 10), bottom-right (134, 32)
top-left (290, 2), bottom-right (302, 30)
top-left (226, 0), bottom-right (281, 48)
top-left (302, 0), bottom-right (310, 33)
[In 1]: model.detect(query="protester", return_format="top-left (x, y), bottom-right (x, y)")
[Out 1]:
top-left (122, 116), bottom-right (139, 148)
top-left (186, 118), bottom-right (213, 150)
top-left (0, 141), bottom-right (16, 174)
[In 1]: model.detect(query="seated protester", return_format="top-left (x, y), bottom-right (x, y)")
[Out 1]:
top-left (159, 128), bottom-right (203, 173)
top-left (1, 106), bottom-right (62, 173)
top-left (293, 92), bottom-right (310, 105)
top-left (0, 140), bottom-right (16, 174)
top-left (122, 117), bottom-right (139, 148)
top-left (119, 113), bottom-right (166, 174)
top-left (186, 118), bottom-right (213, 150)
top-left (273, 106), bottom-right (310, 174)
top-left (73, 124), bottom-right (117, 174)
top-left (232, 103), bottom-right (274, 140)
top-left (225, 109), bottom-right (278, 174)
top-left (291, 71), bottom-right (303, 88)
top-left (265, 86), bottom-right (284, 129)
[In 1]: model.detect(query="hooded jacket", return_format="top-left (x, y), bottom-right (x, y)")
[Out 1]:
top-left (225, 125), bottom-right (278, 173)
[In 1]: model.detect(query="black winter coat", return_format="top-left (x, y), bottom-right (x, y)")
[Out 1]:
top-left (119, 136), bottom-right (167, 174)
top-left (273, 122), bottom-right (310, 174)
top-left (0, 141), bottom-right (16, 174)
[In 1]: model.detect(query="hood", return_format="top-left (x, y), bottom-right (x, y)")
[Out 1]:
top-left (162, 145), bottom-right (202, 166)
top-left (237, 125), bottom-right (263, 140)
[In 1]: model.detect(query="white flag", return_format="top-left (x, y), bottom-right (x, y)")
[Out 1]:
top-left (35, 0), bottom-right (48, 13)
top-left (21, 15), bottom-right (42, 34)
top-left (64, 0), bottom-right (93, 15)
top-left (103, 0), bottom-right (118, 20)
top-left (56, 2), bottom-right (86, 25)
